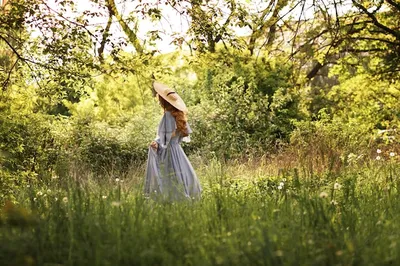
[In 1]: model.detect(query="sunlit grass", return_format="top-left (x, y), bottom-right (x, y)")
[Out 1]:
top-left (1, 159), bottom-right (400, 266)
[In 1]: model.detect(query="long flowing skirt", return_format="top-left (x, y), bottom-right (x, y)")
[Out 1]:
top-left (144, 143), bottom-right (201, 201)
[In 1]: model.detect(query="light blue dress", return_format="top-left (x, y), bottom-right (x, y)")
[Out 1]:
top-left (144, 111), bottom-right (202, 200)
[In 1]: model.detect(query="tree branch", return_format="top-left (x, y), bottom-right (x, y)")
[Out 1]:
top-left (39, 0), bottom-right (99, 42)
top-left (352, 0), bottom-right (400, 40)
top-left (385, 0), bottom-right (400, 11)
top-left (291, 0), bottom-right (306, 56)
top-left (105, 0), bottom-right (144, 54)
top-left (2, 58), bottom-right (19, 91)
top-left (98, 6), bottom-right (113, 63)
top-left (345, 36), bottom-right (399, 46)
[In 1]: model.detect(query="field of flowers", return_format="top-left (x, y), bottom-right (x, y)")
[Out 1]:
top-left (1, 154), bottom-right (400, 266)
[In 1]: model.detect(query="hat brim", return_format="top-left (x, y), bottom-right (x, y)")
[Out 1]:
top-left (153, 82), bottom-right (188, 113)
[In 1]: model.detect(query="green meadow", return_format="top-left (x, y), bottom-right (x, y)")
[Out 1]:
top-left (2, 157), bottom-right (400, 266)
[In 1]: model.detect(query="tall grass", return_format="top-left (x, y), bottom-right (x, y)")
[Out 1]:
top-left (1, 158), bottom-right (400, 266)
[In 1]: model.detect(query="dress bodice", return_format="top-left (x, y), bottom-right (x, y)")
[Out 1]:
top-left (156, 111), bottom-right (192, 147)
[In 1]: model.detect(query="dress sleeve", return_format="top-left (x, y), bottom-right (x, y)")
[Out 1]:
top-left (182, 122), bottom-right (192, 143)
top-left (155, 112), bottom-right (176, 148)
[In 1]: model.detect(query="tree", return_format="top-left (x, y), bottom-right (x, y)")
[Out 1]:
top-left (290, 0), bottom-right (400, 81)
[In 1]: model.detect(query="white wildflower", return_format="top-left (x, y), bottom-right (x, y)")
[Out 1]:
top-left (279, 182), bottom-right (284, 187)
top-left (36, 191), bottom-right (43, 196)
top-left (278, 185), bottom-right (283, 190)
top-left (347, 153), bottom-right (356, 159)
top-left (377, 149), bottom-right (382, 154)
top-left (331, 200), bottom-right (338, 205)
top-left (115, 178), bottom-right (120, 182)
top-left (376, 156), bottom-right (381, 161)
top-left (111, 201), bottom-right (121, 207)
top-left (26, 184), bottom-right (30, 188)
top-left (47, 189), bottom-right (52, 194)
top-left (62, 197), bottom-right (68, 203)
top-left (319, 191), bottom-right (328, 198)
top-left (102, 195), bottom-right (107, 199)
top-left (33, 197), bottom-right (37, 202)
top-left (335, 250), bottom-right (343, 256)
top-left (334, 182), bottom-right (342, 190)
top-left (55, 197), bottom-right (58, 201)
top-left (390, 152), bottom-right (396, 157)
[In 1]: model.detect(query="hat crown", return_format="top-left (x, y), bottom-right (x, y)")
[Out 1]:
top-left (153, 81), bottom-right (188, 113)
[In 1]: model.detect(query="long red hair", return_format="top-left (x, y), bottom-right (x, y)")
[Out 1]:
top-left (158, 95), bottom-right (189, 137)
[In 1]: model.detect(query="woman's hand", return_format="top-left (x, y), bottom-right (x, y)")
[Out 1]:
top-left (150, 141), bottom-right (158, 150)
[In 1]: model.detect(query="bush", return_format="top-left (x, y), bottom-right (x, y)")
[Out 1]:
top-left (187, 52), bottom-right (303, 159)
top-left (0, 113), bottom-right (60, 202)
top-left (53, 109), bottom-right (160, 175)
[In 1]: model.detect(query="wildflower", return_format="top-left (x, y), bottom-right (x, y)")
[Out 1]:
top-left (282, 178), bottom-right (287, 182)
top-left (335, 250), bottom-right (343, 256)
top-left (36, 191), bottom-right (43, 196)
top-left (33, 197), bottom-right (37, 202)
top-left (390, 152), bottom-right (396, 157)
top-left (376, 156), bottom-right (381, 160)
top-left (111, 201), bottom-right (121, 207)
top-left (102, 195), bottom-right (107, 199)
top-left (55, 197), bottom-right (58, 201)
top-left (115, 178), bottom-right (120, 182)
top-left (278, 185), bottom-right (283, 190)
top-left (377, 149), bottom-right (382, 154)
top-left (120, 179), bottom-right (124, 183)
top-left (334, 182), bottom-right (342, 190)
top-left (319, 191), bottom-right (328, 198)
top-left (331, 200), bottom-right (338, 205)
top-left (47, 189), bottom-right (51, 194)
top-left (26, 184), bottom-right (30, 188)
top-left (51, 174), bottom-right (59, 179)
top-left (347, 153), bottom-right (356, 159)
top-left (279, 182), bottom-right (284, 187)
top-left (62, 197), bottom-right (68, 203)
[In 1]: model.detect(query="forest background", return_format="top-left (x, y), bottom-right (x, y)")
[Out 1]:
top-left (0, 0), bottom-right (400, 264)
top-left (1, 0), bottom-right (399, 196)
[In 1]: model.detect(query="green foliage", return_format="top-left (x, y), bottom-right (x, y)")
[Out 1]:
top-left (327, 74), bottom-right (400, 130)
top-left (0, 112), bottom-right (59, 202)
top-left (188, 52), bottom-right (303, 158)
top-left (58, 110), bottom-right (160, 174)
top-left (292, 74), bottom-right (400, 174)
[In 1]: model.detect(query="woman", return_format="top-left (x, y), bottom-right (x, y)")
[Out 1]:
top-left (144, 82), bottom-right (201, 200)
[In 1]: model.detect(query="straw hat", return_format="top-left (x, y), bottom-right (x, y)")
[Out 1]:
top-left (153, 82), bottom-right (188, 113)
